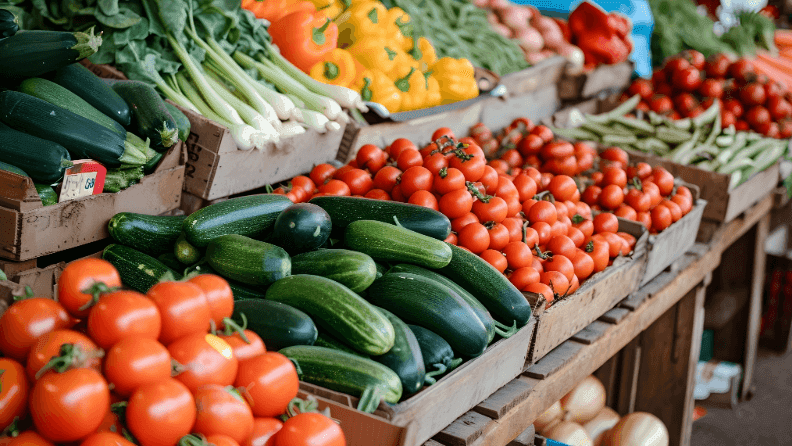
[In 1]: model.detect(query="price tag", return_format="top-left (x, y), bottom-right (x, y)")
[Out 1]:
top-left (59, 171), bottom-right (98, 202)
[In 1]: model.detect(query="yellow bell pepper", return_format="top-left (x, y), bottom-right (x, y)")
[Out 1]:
top-left (310, 48), bottom-right (357, 87)
top-left (424, 73), bottom-right (442, 108)
top-left (311, 0), bottom-right (345, 20)
top-left (335, 2), bottom-right (388, 47)
top-left (433, 57), bottom-right (479, 105)
top-left (392, 65), bottom-right (427, 112)
top-left (385, 7), bottom-right (413, 51)
top-left (347, 39), bottom-right (400, 75)
top-left (355, 69), bottom-right (402, 113)
top-left (407, 37), bottom-right (437, 73)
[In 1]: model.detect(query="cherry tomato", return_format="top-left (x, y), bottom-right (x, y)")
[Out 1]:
top-left (275, 412), bottom-right (346, 446)
top-left (603, 232), bottom-right (630, 257)
top-left (434, 168), bottom-right (466, 195)
top-left (451, 213), bottom-right (480, 233)
top-left (598, 184), bottom-right (625, 210)
top-left (600, 147), bottom-right (628, 168)
top-left (290, 176), bottom-right (316, 197)
top-left (530, 125), bottom-right (555, 143)
top-left (671, 194), bottom-right (693, 215)
top-left (567, 226), bottom-right (585, 248)
top-left (207, 436), bottom-right (241, 446)
top-left (444, 232), bottom-right (458, 245)
top-left (617, 232), bottom-right (637, 250)
top-left (544, 254), bottom-right (575, 282)
top-left (627, 78), bottom-right (654, 100)
top-left (473, 196), bottom-right (508, 223)
top-left (650, 204), bottom-right (672, 232)
top-left (740, 82), bottom-right (767, 107)
top-left (540, 141), bottom-right (574, 160)
top-left (588, 239), bottom-right (610, 273)
top-left (643, 181), bottom-right (663, 207)
top-left (356, 144), bottom-right (388, 173)
top-left (523, 227), bottom-right (540, 248)
top-left (650, 168), bottom-right (675, 197)
top-left (193, 385), bottom-right (254, 444)
top-left (698, 78), bottom-right (724, 99)
top-left (503, 242), bottom-right (534, 270)
top-left (505, 195), bottom-right (522, 218)
top-left (127, 379), bottom-right (196, 446)
top-left (169, 333), bottom-right (238, 392)
top-left (480, 249), bottom-right (508, 273)
top-left (0, 358), bottom-right (28, 431)
top-left (672, 66), bottom-right (702, 92)
top-left (582, 185), bottom-right (602, 206)
top-left (615, 205), bottom-right (638, 221)
top-left (26, 329), bottom-right (101, 381)
top-left (546, 235), bottom-right (577, 259)
top-left (488, 159), bottom-right (509, 175)
top-left (729, 59), bottom-right (755, 83)
top-left (625, 188), bottom-right (651, 212)
top-left (486, 223), bottom-right (510, 251)
top-left (104, 337), bottom-right (171, 397)
top-left (511, 174), bottom-right (537, 203)
top-left (494, 176), bottom-right (519, 201)
top-left (147, 281), bottom-right (211, 345)
top-left (674, 93), bottom-right (698, 114)
top-left (58, 258), bottom-right (121, 319)
top-left (602, 166), bottom-right (628, 188)
top-left (86, 290), bottom-right (161, 350)
top-left (649, 95), bottom-right (673, 114)
top-left (501, 218), bottom-right (524, 243)
top-left (527, 201), bottom-right (557, 225)
top-left (524, 283), bottom-right (554, 307)
top-left (31, 368), bottom-right (109, 442)
top-left (572, 250), bottom-right (595, 281)
top-left (662, 199), bottom-right (683, 223)
top-left (546, 175), bottom-right (577, 202)
top-left (235, 353), bottom-right (299, 417)
top-left (388, 138), bottom-right (418, 161)
top-left (423, 152), bottom-right (450, 175)
top-left (408, 190), bottom-right (439, 210)
top-left (541, 270), bottom-right (570, 296)
top-left (449, 147), bottom-right (486, 182)
top-left (517, 134), bottom-right (544, 157)
top-left (431, 128), bottom-right (455, 142)
top-left (705, 53), bottom-right (730, 78)
top-left (0, 298), bottom-right (74, 361)
top-left (317, 179), bottom-right (351, 196)
top-left (337, 169), bottom-right (374, 196)
top-left (372, 166), bottom-right (402, 193)
top-left (532, 222), bottom-right (552, 246)
top-left (509, 267), bottom-right (541, 290)
top-left (553, 201), bottom-right (569, 221)
top-left (458, 223), bottom-right (490, 254)
top-left (398, 166), bottom-right (431, 198)
top-left (365, 189), bottom-right (391, 200)
top-left (573, 217), bottom-right (594, 239)
top-left (636, 211), bottom-right (652, 230)
top-left (396, 149), bottom-right (423, 171)
top-left (80, 432), bottom-right (136, 446)
top-left (439, 189), bottom-right (474, 220)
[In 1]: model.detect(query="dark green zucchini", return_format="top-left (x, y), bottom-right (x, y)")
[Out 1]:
top-left (174, 233), bottom-right (201, 265)
top-left (0, 121), bottom-right (72, 184)
top-left (0, 9), bottom-right (19, 39)
top-left (143, 151), bottom-right (164, 175)
top-left (271, 203), bottom-right (332, 255)
top-left (109, 80), bottom-right (179, 151)
top-left (438, 243), bottom-right (532, 327)
top-left (407, 325), bottom-right (462, 385)
top-left (310, 196), bottom-right (451, 240)
top-left (290, 249), bottom-right (377, 293)
top-left (373, 307), bottom-right (425, 395)
top-left (0, 160), bottom-right (27, 176)
top-left (164, 102), bottom-right (191, 142)
top-left (184, 263), bottom-right (268, 300)
top-left (0, 91), bottom-right (147, 168)
top-left (344, 220), bottom-right (452, 269)
top-left (102, 244), bottom-right (180, 293)
top-left (34, 184), bottom-right (57, 206)
top-left (182, 194), bottom-right (292, 248)
top-left (231, 299), bottom-right (318, 350)
top-left (266, 275), bottom-right (395, 356)
top-left (314, 332), bottom-right (362, 356)
top-left (157, 253), bottom-right (184, 272)
top-left (49, 63), bottom-right (131, 126)
top-left (107, 212), bottom-right (186, 256)
top-left (0, 29), bottom-right (101, 81)
top-left (206, 235), bottom-right (290, 287)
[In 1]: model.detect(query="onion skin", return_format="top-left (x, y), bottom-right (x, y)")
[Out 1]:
top-left (561, 375), bottom-right (607, 424)
top-left (544, 420), bottom-right (593, 446)
top-left (535, 400), bottom-right (563, 434)
top-left (514, 27), bottom-right (544, 53)
top-left (583, 407), bottom-right (620, 446)
top-left (602, 412), bottom-right (669, 446)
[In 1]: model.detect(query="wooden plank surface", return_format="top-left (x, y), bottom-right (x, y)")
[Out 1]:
top-left (433, 412), bottom-right (495, 446)
top-left (473, 380), bottom-right (537, 420)
top-left (570, 321), bottom-right (612, 345)
top-left (506, 426), bottom-right (535, 446)
top-left (599, 308), bottom-right (631, 324)
top-left (523, 341), bottom-right (586, 379)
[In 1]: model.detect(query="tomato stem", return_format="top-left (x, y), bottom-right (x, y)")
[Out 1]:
top-left (1, 417), bottom-right (20, 438)
top-left (534, 244), bottom-right (551, 260)
top-left (171, 359), bottom-right (186, 376)
top-left (79, 281), bottom-right (118, 311)
top-left (11, 285), bottom-right (34, 301)
top-left (571, 214), bottom-right (586, 224)
top-left (35, 343), bottom-right (102, 379)
top-left (585, 240), bottom-right (594, 253)
top-left (221, 315), bottom-right (251, 344)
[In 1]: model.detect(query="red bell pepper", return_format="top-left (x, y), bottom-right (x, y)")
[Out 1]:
top-left (268, 11), bottom-right (339, 73)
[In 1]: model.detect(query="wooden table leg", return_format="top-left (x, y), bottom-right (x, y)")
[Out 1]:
top-left (742, 213), bottom-right (770, 401)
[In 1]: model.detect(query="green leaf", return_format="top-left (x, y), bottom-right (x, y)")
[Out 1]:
top-left (95, 7), bottom-right (141, 29)
top-left (98, 0), bottom-right (119, 16)
top-left (155, 0), bottom-right (187, 37)
top-left (88, 33), bottom-right (118, 64)
top-left (112, 17), bottom-right (149, 45)
top-left (784, 173), bottom-right (792, 199)
top-left (139, 0), bottom-right (166, 36)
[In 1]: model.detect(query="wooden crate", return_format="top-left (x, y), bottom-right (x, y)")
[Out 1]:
top-left (500, 57), bottom-right (567, 98)
top-left (299, 317), bottom-right (536, 446)
top-left (558, 62), bottom-right (634, 101)
top-left (526, 219), bottom-right (649, 363)
top-left (0, 144), bottom-right (184, 261)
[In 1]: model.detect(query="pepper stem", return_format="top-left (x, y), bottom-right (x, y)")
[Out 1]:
top-left (312, 19), bottom-right (331, 46)
top-left (323, 62), bottom-right (340, 80)
top-left (394, 67), bottom-right (416, 93)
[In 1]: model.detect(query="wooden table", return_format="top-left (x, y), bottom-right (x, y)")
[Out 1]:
top-left (425, 195), bottom-right (774, 446)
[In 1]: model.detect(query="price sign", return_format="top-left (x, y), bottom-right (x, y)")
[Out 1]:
top-left (57, 160), bottom-right (107, 203)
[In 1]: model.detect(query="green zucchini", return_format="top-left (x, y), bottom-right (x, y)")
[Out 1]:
top-left (157, 253), bottom-right (184, 272)
top-left (0, 160), bottom-right (27, 176)
top-left (0, 9), bottom-right (19, 39)
top-left (206, 234), bottom-right (290, 287)
top-left (0, 91), bottom-right (147, 168)
top-left (375, 262), bottom-right (388, 280)
top-left (315, 332), bottom-right (362, 356)
top-left (0, 29), bottom-right (101, 81)
top-left (182, 194), bottom-right (292, 248)
top-left (34, 184), bottom-right (57, 206)
top-left (231, 299), bottom-right (318, 350)
top-left (18, 78), bottom-right (125, 135)
top-left (373, 307), bottom-right (425, 395)
top-left (407, 325), bottom-right (462, 385)
top-left (367, 272), bottom-right (489, 358)
top-left (438, 243), bottom-right (532, 327)
top-left (102, 244), bottom-right (180, 293)
top-left (143, 152), bottom-right (164, 175)
top-left (290, 249), bottom-right (377, 293)
top-left (174, 233), bottom-right (201, 265)
top-left (266, 275), bottom-right (395, 355)
top-left (280, 345), bottom-right (403, 411)
top-left (107, 213), bottom-right (186, 257)
top-left (271, 203), bottom-right (332, 255)
top-left (344, 220), bottom-right (452, 269)
top-left (309, 196), bottom-right (451, 240)
top-left (164, 102), bottom-right (191, 142)
top-left (184, 263), bottom-right (268, 300)
top-left (109, 80), bottom-right (179, 151)
top-left (0, 121), bottom-right (72, 184)
top-left (49, 63), bottom-right (131, 126)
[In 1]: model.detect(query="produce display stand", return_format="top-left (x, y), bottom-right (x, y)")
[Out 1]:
top-left (557, 61), bottom-right (634, 102)
top-left (420, 195), bottom-right (774, 446)
top-left (297, 317), bottom-right (537, 446)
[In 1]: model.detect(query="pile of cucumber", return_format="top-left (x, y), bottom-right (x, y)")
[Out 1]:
top-left (103, 195), bottom-right (533, 412)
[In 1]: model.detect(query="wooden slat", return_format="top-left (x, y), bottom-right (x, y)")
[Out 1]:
top-left (618, 293), bottom-right (651, 311)
top-left (742, 213), bottom-right (770, 400)
top-left (434, 412), bottom-right (495, 446)
top-left (599, 307), bottom-right (631, 324)
top-left (523, 341), bottom-right (586, 379)
top-left (571, 321), bottom-right (612, 345)
top-left (424, 441), bottom-right (446, 446)
top-left (506, 426), bottom-right (535, 446)
top-left (473, 380), bottom-right (536, 420)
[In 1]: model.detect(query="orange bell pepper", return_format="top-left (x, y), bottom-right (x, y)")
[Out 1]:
top-left (245, 0), bottom-right (316, 24)
top-left (268, 11), bottom-right (339, 73)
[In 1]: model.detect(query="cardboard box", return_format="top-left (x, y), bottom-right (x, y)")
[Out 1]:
top-left (526, 219), bottom-right (649, 363)
top-left (0, 143), bottom-right (184, 261)
top-left (558, 61), bottom-right (634, 101)
top-left (298, 317), bottom-right (536, 446)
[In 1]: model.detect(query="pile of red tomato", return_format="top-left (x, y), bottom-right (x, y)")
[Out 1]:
top-left (0, 259), bottom-right (344, 446)
top-left (625, 50), bottom-right (792, 138)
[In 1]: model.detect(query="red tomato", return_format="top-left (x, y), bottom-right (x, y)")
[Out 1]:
top-left (168, 333), bottom-right (238, 392)
top-left (244, 418), bottom-right (283, 446)
top-left (408, 190), bottom-right (439, 210)
top-left (540, 141), bottom-right (574, 160)
top-left (458, 223), bottom-right (490, 254)
top-left (599, 147), bottom-right (629, 168)
top-left (309, 164), bottom-right (336, 187)
top-left (291, 176), bottom-right (316, 197)
top-left (582, 185), bottom-right (602, 206)
top-left (649, 95), bottom-right (674, 114)
top-left (472, 196), bottom-right (508, 223)
top-left (643, 181), bottom-right (662, 207)
top-left (572, 250), bottom-right (595, 281)
top-left (86, 290), bottom-right (161, 350)
top-left (431, 128), bottom-right (455, 142)
top-left (566, 226), bottom-right (586, 248)
top-left (423, 152), bottom-right (450, 175)
top-left (541, 270), bottom-right (570, 296)
top-left (636, 211), bottom-right (652, 230)
top-left (723, 98), bottom-right (744, 117)
top-left (503, 242), bottom-right (534, 270)
top-left (532, 222), bottom-right (552, 246)
top-left (220, 329), bottom-right (267, 362)
top-left (439, 189), bottom-right (474, 219)
top-left (434, 167), bottom-right (466, 195)
top-left (396, 149), bottom-right (423, 171)
top-left (207, 436), bottom-right (241, 446)
top-left (517, 134), bottom-right (544, 157)
top-left (505, 195), bottom-right (522, 218)
top-left (0, 298), bottom-right (74, 361)
top-left (615, 205), bottom-right (638, 221)
top-left (698, 78), bottom-right (724, 99)
top-left (193, 385), bottom-right (254, 443)
top-left (147, 281), bottom-right (211, 345)
top-left (445, 232), bottom-right (458, 245)
top-left (627, 78), bottom-right (653, 100)
top-left (373, 166), bottom-right (402, 193)
top-left (767, 97), bottom-right (792, 120)
top-left (80, 432), bottom-right (136, 446)
top-left (527, 201), bottom-right (557, 225)
top-left (486, 223), bottom-right (510, 251)
top-left (365, 189), bottom-right (391, 200)
top-left (740, 82), bottom-right (767, 106)
top-left (601, 166), bottom-right (627, 188)
top-left (598, 184), bottom-right (625, 210)
top-left (588, 239), bottom-right (610, 273)
top-left (573, 216), bottom-right (594, 239)
top-left (188, 275), bottom-right (234, 328)
top-left (543, 254), bottom-right (575, 282)
top-left (530, 125), bottom-right (555, 143)
top-left (388, 138), bottom-right (418, 160)
top-left (26, 329), bottom-right (101, 381)
top-left (449, 146), bottom-right (486, 182)
top-left (57, 258), bottom-right (121, 319)
top-left (625, 188), bottom-right (651, 213)
top-left (338, 169), bottom-right (374, 196)
top-left (480, 249), bottom-right (508, 273)
top-left (0, 358), bottom-right (28, 431)
top-left (127, 379), bottom-right (196, 446)
top-left (728, 59), bottom-right (755, 83)
top-left (746, 105), bottom-right (771, 131)
top-left (451, 213), bottom-right (480, 233)
top-left (705, 53), bottom-right (730, 78)
top-left (661, 199), bottom-right (683, 223)
top-left (31, 368), bottom-right (109, 442)
top-left (671, 194), bottom-right (693, 215)
top-left (104, 337), bottom-right (171, 397)
top-left (275, 412), bottom-right (346, 446)
top-left (509, 267), bottom-right (541, 290)
top-left (501, 149), bottom-right (524, 167)
top-left (674, 93), bottom-right (698, 114)
top-left (494, 176), bottom-right (519, 200)
top-left (398, 166), bottom-right (432, 198)
top-left (546, 175), bottom-right (577, 202)
top-left (546, 235), bottom-right (577, 259)
top-left (235, 353), bottom-right (299, 417)
top-left (317, 179), bottom-right (351, 196)
top-left (618, 232), bottom-right (637, 250)
top-left (524, 283), bottom-right (554, 306)
top-left (355, 144), bottom-right (388, 173)
top-left (501, 218), bottom-right (524, 243)
top-left (602, 232), bottom-right (630, 257)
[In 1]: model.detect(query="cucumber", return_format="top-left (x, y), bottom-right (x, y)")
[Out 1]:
top-left (407, 324), bottom-right (462, 384)
top-left (174, 233), bottom-right (201, 265)
top-left (367, 272), bottom-right (489, 358)
top-left (18, 77), bottom-right (125, 135)
top-left (182, 194), bottom-right (292, 248)
top-left (164, 102), bottom-right (191, 142)
top-left (280, 345), bottom-right (403, 411)
top-left (206, 235), bottom-right (290, 287)
top-left (373, 307), bottom-right (425, 395)
top-left (375, 262), bottom-right (388, 280)
top-left (315, 332), bottom-right (362, 356)
top-left (231, 299), bottom-right (318, 350)
top-left (344, 220), bottom-right (452, 269)
top-left (438, 243), bottom-right (532, 327)
top-left (290, 249), bottom-right (377, 293)
top-left (157, 253), bottom-right (183, 272)
top-left (0, 9), bottom-right (19, 39)
top-left (0, 30), bottom-right (101, 81)
top-left (271, 203), bottom-right (332, 255)
top-left (49, 63), bottom-right (131, 127)
top-left (266, 275), bottom-right (395, 356)
top-left (309, 196), bottom-right (451, 240)
top-left (107, 213), bottom-right (186, 257)
top-left (109, 80), bottom-right (179, 151)
top-left (0, 121), bottom-right (72, 184)
top-left (102, 244), bottom-right (180, 293)
top-left (34, 184), bottom-right (57, 206)
top-left (143, 151), bottom-right (164, 175)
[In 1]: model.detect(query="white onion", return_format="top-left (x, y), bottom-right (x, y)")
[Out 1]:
top-left (561, 375), bottom-right (606, 424)
top-left (544, 420), bottom-right (593, 446)
top-left (583, 407), bottom-right (620, 446)
top-left (602, 412), bottom-right (669, 446)
top-left (535, 400), bottom-right (564, 433)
